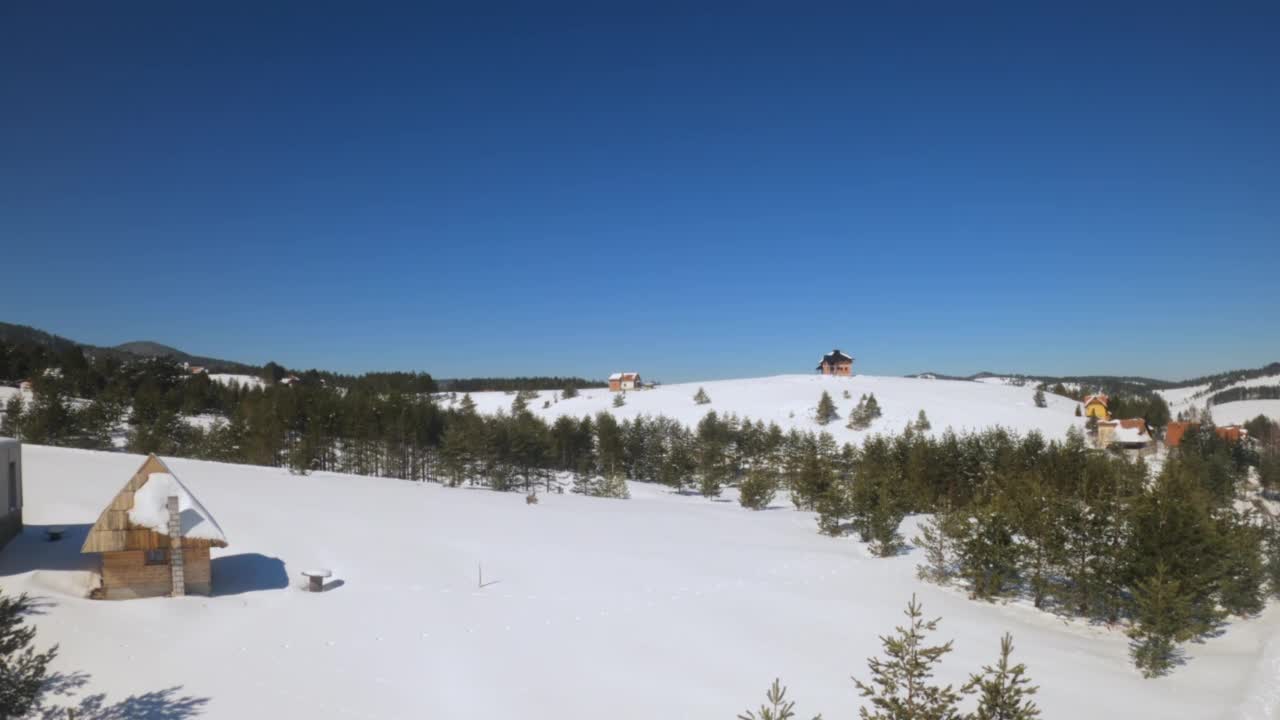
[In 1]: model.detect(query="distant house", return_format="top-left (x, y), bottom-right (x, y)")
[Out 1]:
top-left (1216, 425), bottom-right (1249, 444)
top-left (81, 454), bottom-right (228, 599)
top-left (1098, 418), bottom-right (1155, 454)
top-left (608, 372), bottom-right (641, 392)
top-left (1165, 421), bottom-right (1195, 448)
top-left (280, 374), bottom-right (301, 386)
top-left (0, 438), bottom-right (21, 550)
top-left (1165, 421), bottom-right (1250, 448)
top-left (188, 366), bottom-right (208, 376)
top-left (1083, 394), bottom-right (1109, 419)
top-left (816, 350), bottom-right (854, 376)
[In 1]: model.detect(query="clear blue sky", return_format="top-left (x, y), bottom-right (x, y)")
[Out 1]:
top-left (2, 2), bottom-right (1277, 382)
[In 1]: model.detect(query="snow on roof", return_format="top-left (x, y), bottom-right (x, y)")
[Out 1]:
top-left (128, 472), bottom-right (227, 543)
top-left (608, 373), bottom-right (622, 380)
top-left (609, 372), bottom-right (639, 380)
top-left (1084, 394), bottom-right (1109, 406)
top-left (1110, 424), bottom-right (1149, 444)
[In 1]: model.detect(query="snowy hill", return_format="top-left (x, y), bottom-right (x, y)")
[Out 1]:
top-left (449, 374), bottom-right (1086, 441)
top-left (3, 445), bottom-right (1277, 719)
top-left (1158, 369), bottom-right (1280, 423)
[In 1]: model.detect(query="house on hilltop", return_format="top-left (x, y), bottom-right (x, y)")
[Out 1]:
top-left (816, 350), bottom-right (854, 376)
top-left (609, 372), bottom-right (641, 392)
top-left (1083, 394), bottom-right (1109, 419)
top-left (81, 454), bottom-right (227, 599)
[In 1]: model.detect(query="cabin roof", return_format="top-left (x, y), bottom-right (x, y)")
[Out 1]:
top-left (81, 454), bottom-right (228, 554)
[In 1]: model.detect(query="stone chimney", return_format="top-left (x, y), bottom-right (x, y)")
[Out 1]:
top-left (167, 496), bottom-right (185, 597)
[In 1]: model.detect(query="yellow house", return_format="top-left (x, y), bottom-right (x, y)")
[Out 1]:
top-left (1083, 394), bottom-right (1109, 420)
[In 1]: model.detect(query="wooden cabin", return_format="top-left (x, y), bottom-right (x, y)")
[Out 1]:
top-left (81, 454), bottom-right (227, 599)
top-left (816, 350), bottom-right (854, 376)
top-left (0, 438), bottom-right (21, 550)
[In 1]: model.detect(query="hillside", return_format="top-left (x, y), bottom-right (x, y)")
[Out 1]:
top-left (3, 445), bottom-right (1276, 719)
top-left (449, 374), bottom-right (1087, 441)
top-left (1158, 366), bottom-right (1280, 423)
top-left (0, 320), bottom-right (258, 375)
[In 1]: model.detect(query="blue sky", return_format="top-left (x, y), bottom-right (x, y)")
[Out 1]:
top-left (2, 2), bottom-right (1277, 382)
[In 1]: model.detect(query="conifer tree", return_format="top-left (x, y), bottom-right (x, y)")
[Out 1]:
top-left (613, 393), bottom-right (626, 408)
top-left (816, 391), bottom-right (838, 426)
top-left (964, 634), bottom-right (1040, 720)
top-left (865, 394), bottom-right (883, 420)
top-left (459, 393), bottom-right (477, 414)
top-left (1033, 389), bottom-right (1047, 408)
top-left (914, 509), bottom-right (962, 585)
top-left (1074, 404), bottom-right (1082, 417)
top-left (694, 387), bottom-right (711, 405)
top-left (915, 410), bottom-right (931, 433)
top-left (562, 385), bottom-right (579, 399)
top-left (739, 679), bottom-right (822, 720)
top-left (739, 468), bottom-right (778, 510)
top-left (1128, 563), bottom-right (1192, 678)
top-left (0, 589), bottom-right (58, 717)
top-left (0, 395), bottom-right (23, 438)
top-left (853, 595), bottom-right (965, 720)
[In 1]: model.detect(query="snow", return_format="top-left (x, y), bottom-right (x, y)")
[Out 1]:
top-left (208, 374), bottom-right (265, 390)
top-left (1207, 399), bottom-right (1280, 426)
top-left (1159, 371), bottom-right (1280, 419)
top-left (127, 471), bottom-right (227, 543)
top-left (461, 374), bottom-right (1087, 441)
top-left (1109, 424), bottom-right (1148, 444)
top-left (5, 444), bottom-right (1277, 718)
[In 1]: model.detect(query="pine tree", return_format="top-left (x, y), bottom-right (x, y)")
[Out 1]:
top-left (739, 678), bottom-right (822, 720)
top-left (853, 595), bottom-right (965, 720)
top-left (1266, 519), bottom-right (1280, 599)
top-left (1033, 389), bottom-right (1047, 409)
top-left (562, 385), bottom-right (579, 399)
top-left (459, 393), bottom-right (477, 414)
top-left (848, 395), bottom-right (871, 430)
top-left (915, 410), bottom-right (931, 433)
top-left (1074, 404), bottom-right (1082, 417)
top-left (914, 509), bottom-right (962, 585)
top-left (816, 391), bottom-right (838, 426)
top-left (694, 387), bottom-right (711, 405)
top-left (613, 393), bottom-right (626, 408)
top-left (0, 589), bottom-right (58, 717)
top-left (0, 395), bottom-right (24, 438)
top-left (739, 468), bottom-right (778, 510)
top-left (865, 394), bottom-right (883, 420)
top-left (1128, 563), bottom-right (1192, 678)
top-left (963, 634), bottom-right (1040, 720)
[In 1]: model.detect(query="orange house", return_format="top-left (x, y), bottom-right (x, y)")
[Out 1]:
top-left (1165, 421), bottom-right (1195, 448)
top-left (816, 350), bottom-right (854, 376)
top-left (608, 372), bottom-right (640, 392)
top-left (1166, 422), bottom-right (1249, 448)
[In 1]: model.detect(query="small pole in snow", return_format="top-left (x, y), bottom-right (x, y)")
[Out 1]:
top-left (478, 562), bottom-right (482, 589)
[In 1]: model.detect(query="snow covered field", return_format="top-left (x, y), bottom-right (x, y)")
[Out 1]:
top-left (448, 374), bottom-right (1086, 441)
top-left (4, 445), bottom-right (1278, 719)
top-left (1158, 370), bottom-right (1280, 425)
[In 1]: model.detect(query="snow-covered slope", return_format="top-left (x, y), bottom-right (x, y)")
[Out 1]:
top-left (1159, 370), bottom-right (1280, 423)
top-left (4, 445), bottom-right (1275, 719)
top-left (208, 373), bottom-right (265, 390)
top-left (449, 374), bottom-right (1085, 440)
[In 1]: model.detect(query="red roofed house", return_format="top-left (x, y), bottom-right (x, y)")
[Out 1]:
top-left (1165, 422), bottom-right (1250, 448)
top-left (1216, 425), bottom-right (1249, 444)
top-left (816, 350), bottom-right (854, 376)
top-left (1098, 418), bottom-right (1155, 454)
top-left (608, 372), bottom-right (640, 392)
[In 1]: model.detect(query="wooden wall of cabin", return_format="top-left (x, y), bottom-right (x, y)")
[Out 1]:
top-left (100, 545), bottom-right (212, 599)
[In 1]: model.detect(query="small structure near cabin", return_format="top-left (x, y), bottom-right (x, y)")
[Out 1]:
top-left (81, 454), bottom-right (227, 599)
top-left (0, 438), bottom-right (22, 550)
top-left (1082, 394), bottom-right (1109, 419)
top-left (816, 350), bottom-right (854, 376)
top-left (608, 372), bottom-right (641, 392)
top-left (1164, 421), bottom-right (1250, 449)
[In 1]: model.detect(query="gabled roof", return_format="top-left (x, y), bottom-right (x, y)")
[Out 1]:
top-left (81, 454), bottom-right (228, 554)
top-left (1083, 394), bottom-right (1109, 406)
top-left (609, 372), bottom-right (640, 381)
top-left (817, 350), bottom-right (854, 369)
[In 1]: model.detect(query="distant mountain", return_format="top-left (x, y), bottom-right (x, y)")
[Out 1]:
top-left (114, 341), bottom-right (188, 358)
top-left (0, 321), bottom-right (259, 374)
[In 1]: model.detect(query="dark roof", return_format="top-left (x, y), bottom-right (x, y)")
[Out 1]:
top-left (816, 349), bottom-right (854, 369)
